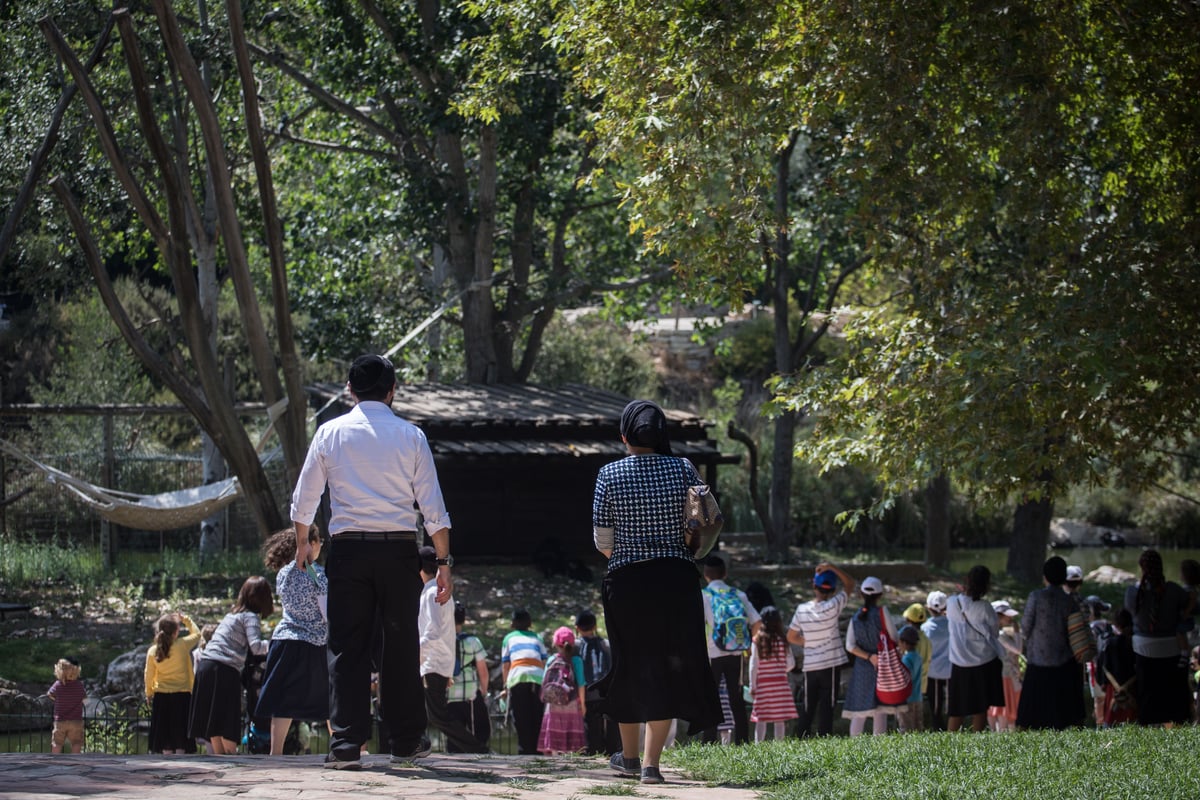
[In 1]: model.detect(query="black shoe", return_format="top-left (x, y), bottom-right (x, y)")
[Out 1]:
top-left (390, 737), bottom-right (433, 763)
top-left (610, 752), bottom-right (641, 776)
top-left (324, 752), bottom-right (362, 771)
top-left (640, 766), bottom-right (664, 785)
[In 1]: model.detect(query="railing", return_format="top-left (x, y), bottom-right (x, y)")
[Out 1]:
top-left (0, 695), bottom-right (518, 755)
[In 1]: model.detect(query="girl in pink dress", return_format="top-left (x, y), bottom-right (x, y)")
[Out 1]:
top-left (537, 627), bottom-right (587, 754)
top-left (749, 607), bottom-right (798, 741)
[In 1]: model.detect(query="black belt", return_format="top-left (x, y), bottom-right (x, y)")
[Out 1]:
top-left (333, 530), bottom-right (417, 542)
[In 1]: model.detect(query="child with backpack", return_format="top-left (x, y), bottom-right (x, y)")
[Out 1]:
top-left (701, 556), bottom-right (762, 744)
top-left (576, 609), bottom-right (619, 755)
top-left (748, 607), bottom-right (797, 741)
top-left (538, 626), bottom-right (587, 754)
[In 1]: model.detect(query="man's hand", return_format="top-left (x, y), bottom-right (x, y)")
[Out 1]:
top-left (436, 564), bottom-right (453, 604)
top-left (294, 522), bottom-right (311, 570)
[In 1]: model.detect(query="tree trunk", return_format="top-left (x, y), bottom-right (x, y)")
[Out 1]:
top-left (1008, 494), bottom-right (1053, 583)
top-left (924, 473), bottom-right (951, 568)
top-left (767, 409), bottom-right (797, 561)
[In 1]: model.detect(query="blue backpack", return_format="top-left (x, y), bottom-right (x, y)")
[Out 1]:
top-left (705, 586), bottom-right (751, 652)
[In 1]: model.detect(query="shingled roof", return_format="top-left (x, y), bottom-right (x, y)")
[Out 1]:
top-left (308, 382), bottom-right (733, 463)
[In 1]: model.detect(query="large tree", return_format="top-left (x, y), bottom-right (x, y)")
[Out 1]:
top-left (246, 0), bottom-right (662, 382)
top-left (30, 1), bottom-right (310, 535)
top-left (787, 0), bottom-right (1200, 581)
top-left (560, 0), bottom-right (877, 558)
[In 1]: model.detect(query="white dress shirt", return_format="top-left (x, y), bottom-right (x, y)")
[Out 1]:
top-left (290, 400), bottom-right (451, 536)
top-left (419, 578), bottom-right (456, 677)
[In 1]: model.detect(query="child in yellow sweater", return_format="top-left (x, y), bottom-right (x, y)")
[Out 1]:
top-left (145, 612), bottom-right (202, 754)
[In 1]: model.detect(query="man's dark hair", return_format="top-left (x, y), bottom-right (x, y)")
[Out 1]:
top-left (348, 354), bottom-right (396, 402)
top-left (454, 601), bottom-right (466, 626)
top-left (576, 609), bottom-right (597, 630)
top-left (512, 608), bottom-right (532, 630)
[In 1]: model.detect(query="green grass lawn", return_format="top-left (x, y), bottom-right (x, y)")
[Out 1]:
top-left (665, 726), bottom-right (1200, 799)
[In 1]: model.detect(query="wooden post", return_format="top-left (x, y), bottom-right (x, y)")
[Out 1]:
top-left (100, 411), bottom-right (115, 570)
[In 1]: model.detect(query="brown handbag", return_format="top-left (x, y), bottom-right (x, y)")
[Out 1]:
top-left (682, 460), bottom-right (723, 558)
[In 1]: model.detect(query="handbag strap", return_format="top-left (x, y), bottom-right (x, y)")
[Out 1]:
top-left (878, 607), bottom-right (894, 646)
top-left (955, 596), bottom-right (988, 640)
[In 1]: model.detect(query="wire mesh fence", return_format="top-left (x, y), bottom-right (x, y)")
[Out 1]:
top-left (0, 694), bottom-right (518, 755)
top-left (0, 405), bottom-right (288, 560)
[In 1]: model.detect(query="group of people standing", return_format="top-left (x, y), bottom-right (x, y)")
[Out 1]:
top-left (120, 362), bottom-right (1198, 780)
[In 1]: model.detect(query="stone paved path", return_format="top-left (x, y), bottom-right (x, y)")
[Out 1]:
top-left (0, 752), bottom-right (756, 800)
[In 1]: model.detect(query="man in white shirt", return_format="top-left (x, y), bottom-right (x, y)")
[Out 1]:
top-left (700, 555), bottom-right (762, 745)
top-left (291, 354), bottom-right (454, 769)
top-left (787, 563), bottom-right (856, 737)
top-left (418, 547), bottom-right (488, 753)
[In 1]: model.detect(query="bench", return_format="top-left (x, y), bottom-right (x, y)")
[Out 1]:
top-left (0, 603), bottom-right (32, 621)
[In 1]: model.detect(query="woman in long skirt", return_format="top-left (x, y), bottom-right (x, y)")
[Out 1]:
top-left (593, 400), bottom-right (722, 786)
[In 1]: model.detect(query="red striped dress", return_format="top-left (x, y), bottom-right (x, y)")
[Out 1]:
top-left (749, 638), bottom-right (798, 722)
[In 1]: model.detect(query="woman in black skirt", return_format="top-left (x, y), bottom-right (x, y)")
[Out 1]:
top-left (1123, 549), bottom-right (1192, 726)
top-left (592, 400), bottom-right (721, 786)
top-left (945, 565), bottom-right (1005, 732)
top-left (1016, 556), bottom-right (1086, 730)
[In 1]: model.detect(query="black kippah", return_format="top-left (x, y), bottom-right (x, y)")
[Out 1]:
top-left (348, 354), bottom-right (395, 394)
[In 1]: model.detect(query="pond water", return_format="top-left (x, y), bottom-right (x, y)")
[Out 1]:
top-left (946, 546), bottom-right (1200, 583)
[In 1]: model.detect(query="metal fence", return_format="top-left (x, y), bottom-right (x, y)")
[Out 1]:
top-left (0, 694), bottom-right (518, 755)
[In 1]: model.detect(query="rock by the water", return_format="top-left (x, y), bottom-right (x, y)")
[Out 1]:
top-left (105, 647), bottom-right (148, 695)
top-left (1085, 565), bottom-right (1137, 585)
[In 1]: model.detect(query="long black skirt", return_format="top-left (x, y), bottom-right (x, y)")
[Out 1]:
top-left (1016, 659), bottom-right (1085, 730)
top-left (1135, 653), bottom-right (1191, 725)
top-left (188, 659), bottom-right (243, 742)
top-left (947, 657), bottom-right (1004, 718)
top-left (149, 691), bottom-right (193, 753)
top-left (255, 639), bottom-right (330, 721)
top-left (599, 558), bottom-right (722, 730)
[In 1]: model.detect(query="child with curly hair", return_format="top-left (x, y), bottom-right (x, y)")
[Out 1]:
top-left (47, 657), bottom-right (85, 753)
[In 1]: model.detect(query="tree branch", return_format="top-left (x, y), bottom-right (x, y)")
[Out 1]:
top-left (0, 14), bottom-right (115, 266)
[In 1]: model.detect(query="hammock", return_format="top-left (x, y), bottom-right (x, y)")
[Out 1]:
top-left (0, 438), bottom-right (240, 531)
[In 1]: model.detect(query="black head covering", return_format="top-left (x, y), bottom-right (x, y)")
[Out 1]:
top-left (348, 354), bottom-right (396, 395)
top-left (619, 399), bottom-right (672, 456)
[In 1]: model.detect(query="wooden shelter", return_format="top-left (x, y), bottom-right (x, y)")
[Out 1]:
top-left (307, 383), bottom-right (738, 561)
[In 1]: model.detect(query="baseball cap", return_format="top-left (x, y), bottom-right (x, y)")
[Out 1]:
top-left (860, 576), bottom-right (883, 595)
top-left (991, 600), bottom-right (1019, 617)
top-left (1084, 595), bottom-right (1112, 613)
top-left (814, 569), bottom-right (838, 591)
top-left (1066, 565), bottom-right (1084, 582)
top-left (926, 591), bottom-right (948, 613)
top-left (903, 603), bottom-right (928, 624)
top-left (553, 626), bottom-right (576, 648)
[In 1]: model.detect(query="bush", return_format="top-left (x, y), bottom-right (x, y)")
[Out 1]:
top-left (1135, 493), bottom-right (1200, 548)
top-left (527, 313), bottom-right (658, 397)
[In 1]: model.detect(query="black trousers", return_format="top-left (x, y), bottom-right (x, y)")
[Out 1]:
top-left (508, 682), bottom-right (544, 755)
top-left (424, 673), bottom-right (489, 753)
top-left (926, 677), bottom-right (949, 731)
top-left (326, 539), bottom-right (425, 758)
top-left (584, 697), bottom-right (621, 755)
top-left (794, 666), bottom-right (840, 737)
top-left (703, 654), bottom-right (749, 744)
top-left (446, 692), bottom-right (491, 752)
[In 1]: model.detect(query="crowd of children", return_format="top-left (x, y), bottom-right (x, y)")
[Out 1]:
top-left (45, 548), bottom-right (1200, 759)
